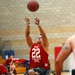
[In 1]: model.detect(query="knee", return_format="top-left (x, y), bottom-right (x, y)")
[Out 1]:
top-left (55, 59), bottom-right (59, 64)
top-left (55, 58), bottom-right (62, 65)
top-left (28, 69), bottom-right (35, 75)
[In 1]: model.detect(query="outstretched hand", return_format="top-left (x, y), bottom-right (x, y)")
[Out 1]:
top-left (25, 18), bottom-right (30, 24)
top-left (35, 18), bottom-right (40, 25)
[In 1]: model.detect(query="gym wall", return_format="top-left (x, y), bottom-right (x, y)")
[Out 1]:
top-left (0, 0), bottom-right (75, 70)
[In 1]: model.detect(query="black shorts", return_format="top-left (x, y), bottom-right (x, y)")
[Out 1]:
top-left (31, 67), bottom-right (47, 75)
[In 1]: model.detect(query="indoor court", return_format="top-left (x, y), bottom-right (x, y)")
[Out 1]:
top-left (17, 72), bottom-right (71, 75)
top-left (0, 0), bottom-right (75, 75)
top-left (61, 72), bottom-right (71, 75)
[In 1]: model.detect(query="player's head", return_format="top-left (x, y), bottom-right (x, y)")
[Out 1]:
top-left (36, 34), bottom-right (42, 44)
top-left (10, 55), bottom-right (14, 60)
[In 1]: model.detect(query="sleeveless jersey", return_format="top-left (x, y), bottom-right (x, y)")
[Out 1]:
top-left (4, 58), bottom-right (12, 66)
top-left (29, 43), bottom-right (50, 69)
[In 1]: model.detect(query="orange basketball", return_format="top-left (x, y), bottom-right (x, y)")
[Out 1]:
top-left (27, 0), bottom-right (39, 12)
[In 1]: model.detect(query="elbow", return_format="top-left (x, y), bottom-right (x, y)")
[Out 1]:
top-left (55, 58), bottom-right (63, 67)
top-left (55, 59), bottom-right (60, 66)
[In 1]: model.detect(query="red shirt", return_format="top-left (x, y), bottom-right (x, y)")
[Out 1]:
top-left (30, 43), bottom-right (50, 69)
top-left (0, 64), bottom-right (8, 74)
top-left (4, 58), bottom-right (12, 66)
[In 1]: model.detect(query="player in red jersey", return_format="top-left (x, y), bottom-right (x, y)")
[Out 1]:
top-left (25, 18), bottom-right (50, 75)
top-left (4, 55), bottom-right (16, 75)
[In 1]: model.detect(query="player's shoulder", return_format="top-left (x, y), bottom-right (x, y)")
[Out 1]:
top-left (66, 35), bottom-right (75, 42)
top-left (69, 35), bottom-right (75, 39)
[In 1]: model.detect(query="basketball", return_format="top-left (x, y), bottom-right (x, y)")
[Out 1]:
top-left (27, 0), bottom-right (39, 12)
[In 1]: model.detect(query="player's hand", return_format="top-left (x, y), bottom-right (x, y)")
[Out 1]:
top-left (25, 18), bottom-right (30, 25)
top-left (35, 18), bottom-right (40, 25)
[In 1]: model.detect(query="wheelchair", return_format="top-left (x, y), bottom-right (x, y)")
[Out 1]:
top-left (23, 60), bottom-right (55, 75)
top-left (24, 68), bottom-right (55, 75)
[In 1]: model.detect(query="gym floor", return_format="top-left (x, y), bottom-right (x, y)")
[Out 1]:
top-left (17, 72), bottom-right (71, 75)
top-left (58, 72), bottom-right (71, 75)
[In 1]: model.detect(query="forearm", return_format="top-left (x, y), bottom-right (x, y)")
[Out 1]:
top-left (38, 25), bottom-right (49, 47)
top-left (9, 61), bottom-right (13, 65)
top-left (25, 24), bottom-right (30, 37)
top-left (25, 23), bottom-right (33, 47)
top-left (38, 25), bottom-right (46, 36)
top-left (25, 18), bottom-right (30, 37)
top-left (55, 61), bottom-right (63, 75)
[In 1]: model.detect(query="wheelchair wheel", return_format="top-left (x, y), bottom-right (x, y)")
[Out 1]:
top-left (45, 69), bottom-right (50, 75)
top-left (24, 71), bottom-right (28, 75)
top-left (50, 71), bottom-right (56, 75)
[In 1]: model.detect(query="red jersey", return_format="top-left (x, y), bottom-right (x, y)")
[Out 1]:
top-left (30, 43), bottom-right (50, 69)
top-left (0, 64), bottom-right (8, 74)
top-left (4, 58), bottom-right (12, 66)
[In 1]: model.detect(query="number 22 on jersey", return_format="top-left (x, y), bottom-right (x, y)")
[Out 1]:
top-left (32, 47), bottom-right (41, 59)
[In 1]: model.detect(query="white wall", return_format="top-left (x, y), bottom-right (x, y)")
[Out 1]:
top-left (63, 53), bottom-right (75, 71)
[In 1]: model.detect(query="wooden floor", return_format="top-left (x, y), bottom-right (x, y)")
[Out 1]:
top-left (61, 72), bottom-right (71, 75)
top-left (17, 72), bottom-right (71, 75)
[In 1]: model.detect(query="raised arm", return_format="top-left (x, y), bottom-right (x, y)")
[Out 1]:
top-left (25, 18), bottom-right (33, 47)
top-left (55, 38), bottom-right (72, 75)
top-left (35, 18), bottom-right (49, 49)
